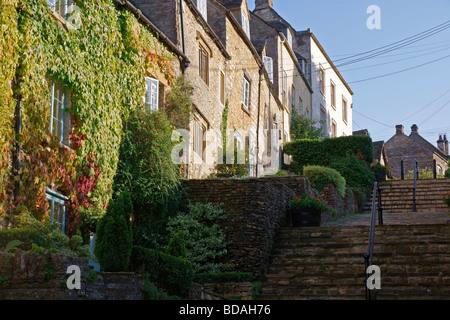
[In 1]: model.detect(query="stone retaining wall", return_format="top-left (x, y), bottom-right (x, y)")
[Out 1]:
top-left (0, 249), bottom-right (144, 300)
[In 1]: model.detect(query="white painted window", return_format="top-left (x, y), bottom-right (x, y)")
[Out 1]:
top-left (342, 96), bottom-right (348, 124)
top-left (286, 28), bottom-right (292, 48)
top-left (47, 0), bottom-right (73, 19)
top-left (46, 189), bottom-right (68, 234)
top-left (319, 65), bottom-right (325, 95)
top-left (49, 77), bottom-right (66, 143)
top-left (197, 0), bottom-right (207, 22)
top-left (241, 9), bottom-right (250, 39)
top-left (262, 56), bottom-right (273, 83)
top-left (242, 77), bottom-right (250, 110)
top-left (193, 117), bottom-right (206, 161)
top-left (331, 120), bottom-right (337, 138)
top-left (144, 77), bottom-right (159, 111)
top-left (330, 80), bottom-right (336, 109)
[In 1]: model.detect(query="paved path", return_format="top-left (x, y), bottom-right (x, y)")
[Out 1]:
top-left (322, 211), bottom-right (450, 227)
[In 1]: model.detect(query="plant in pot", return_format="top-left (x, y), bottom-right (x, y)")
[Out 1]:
top-left (371, 161), bottom-right (388, 182)
top-left (289, 194), bottom-right (328, 227)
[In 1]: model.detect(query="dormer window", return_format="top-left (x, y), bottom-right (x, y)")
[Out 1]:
top-left (241, 9), bottom-right (250, 39)
top-left (196, 0), bottom-right (207, 22)
top-left (262, 56), bottom-right (273, 83)
top-left (286, 28), bottom-right (292, 48)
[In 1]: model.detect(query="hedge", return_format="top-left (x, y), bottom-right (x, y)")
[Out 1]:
top-left (303, 166), bottom-right (346, 198)
top-left (0, 228), bottom-right (44, 251)
top-left (283, 135), bottom-right (374, 173)
top-left (131, 245), bottom-right (193, 296)
top-left (329, 156), bottom-right (375, 193)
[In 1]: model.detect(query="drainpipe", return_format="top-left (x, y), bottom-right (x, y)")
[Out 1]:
top-left (179, 0), bottom-right (186, 56)
top-left (256, 65), bottom-right (263, 178)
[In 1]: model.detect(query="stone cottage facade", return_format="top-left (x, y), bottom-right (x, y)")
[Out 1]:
top-left (131, 0), bottom-right (286, 178)
top-left (252, 0), bottom-right (353, 138)
top-left (385, 124), bottom-right (449, 179)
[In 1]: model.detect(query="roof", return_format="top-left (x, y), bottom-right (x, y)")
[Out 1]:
top-left (353, 129), bottom-right (370, 136)
top-left (216, 0), bottom-right (243, 9)
top-left (409, 131), bottom-right (449, 160)
top-left (373, 141), bottom-right (384, 162)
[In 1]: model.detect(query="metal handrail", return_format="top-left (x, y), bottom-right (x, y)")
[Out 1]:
top-left (364, 181), bottom-right (378, 300)
top-left (413, 159), bottom-right (418, 212)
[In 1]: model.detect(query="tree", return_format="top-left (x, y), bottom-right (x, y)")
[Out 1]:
top-left (290, 108), bottom-right (324, 140)
top-left (95, 189), bottom-right (133, 272)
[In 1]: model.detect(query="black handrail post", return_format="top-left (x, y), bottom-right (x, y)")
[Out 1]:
top-left (433, 159), bottom-right (437, 179)
top-left (401, 160), bottom-right (404, 180)
top-left (413, 159), bottom-right (417, 213)
top-left (415, 160), bottom-right (419, 180)
top-left (377, 185), bottom-right (383, 225)
top-left (364, 253), bottom-right (371, 300)
top-left (364, 182), bottom-right (378, 300)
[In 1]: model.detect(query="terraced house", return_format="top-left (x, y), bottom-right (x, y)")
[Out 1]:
top-left (130, 0), bottom-right (286, 178)
top-left (0, 0), bottom-right (186, 233)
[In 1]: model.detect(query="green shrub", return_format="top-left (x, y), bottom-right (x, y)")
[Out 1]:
top-left (329, 156), bottom-right (375, 193)
top-left (445, 168), bottom-right (450, 179)
top-left (112, 109), bottom-right (182, 250)
top-left (95, 190), bottom-right (133, 272)
top-left (167, 202), bottom-right (227, 274)
top-left (193, 272), bottom-right (254, 284)
top-left (166, 231), bottom-right (187, 259)
top-left (405, 168), bottom-right (445, 179)
top-left (131, 246), bottom-right (193, 296)
top-left (283, 135), bottom-right (374, 173)
top-left (303, 166), bottom-right (346, 197)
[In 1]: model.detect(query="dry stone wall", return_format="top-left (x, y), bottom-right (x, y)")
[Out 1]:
top-left (0, 249), bottom-right (144, 300)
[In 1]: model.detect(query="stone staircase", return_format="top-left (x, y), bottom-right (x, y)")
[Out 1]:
top-left (260, 223), bottom-right (450, 300)
top-left (363, 179), bottom-right (450, 213)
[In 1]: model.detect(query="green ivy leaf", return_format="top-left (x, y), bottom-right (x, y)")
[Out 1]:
top-left (6, 240), bottom-right (24, 251)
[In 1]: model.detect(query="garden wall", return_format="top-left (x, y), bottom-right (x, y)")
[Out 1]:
top-left (182, 176), bottom-right (316, 278)
top-left (0, 249), bottom-right (144, 300)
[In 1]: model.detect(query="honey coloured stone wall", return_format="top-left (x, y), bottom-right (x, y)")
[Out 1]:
top-left (182, 175), bottom-right (317, 278)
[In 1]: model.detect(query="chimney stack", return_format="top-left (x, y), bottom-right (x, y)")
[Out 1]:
top-left (396, 125), bottom-right (404, 136)
top-left (444, 134), bottom-right (449, 155)
top-left (255, 0), bottom-right (273, 9)
top-left (411, 124), bottom-right (418, 134)
top-left (437, 135), bottom-right (445, 153)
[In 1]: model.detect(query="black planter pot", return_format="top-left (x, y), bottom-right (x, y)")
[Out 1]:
top-left (290, 209), bottom-right (321, 227)
top-left (374, 170), bottom-right (387, 182)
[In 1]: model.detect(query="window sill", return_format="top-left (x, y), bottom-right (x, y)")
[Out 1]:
top-left (241, 104), bottom-right (251, 116)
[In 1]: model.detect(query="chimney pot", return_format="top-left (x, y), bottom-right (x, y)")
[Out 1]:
top-left (411, 124), bottom-right (418, 133)
top-left (255, 0), bottom-right (273, 9)
top-left (395, 125), bottom-right (404, 136)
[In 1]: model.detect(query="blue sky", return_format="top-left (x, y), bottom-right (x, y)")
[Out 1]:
top-left (249, 0), bottom-right (450, 145)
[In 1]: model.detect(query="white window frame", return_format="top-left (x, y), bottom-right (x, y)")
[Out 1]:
top-left (331, 120), bottom-right (337, 138)
top-left (342, 96), bottom-right (348, 124)
top-left (291, 85), bottom-right (296, 109)
top-left (144, 76), bottom-right (159, 112)
top-left (242, 76), bottom-right (250, 110)
top-left (47, 0), bottom-right (73, 20)
top-left (330, 80), bottom-right (336, 109)
top-left (319, 65), bottom-right (325, 95)
top-left (46, 189), bottom-right (68, 234)
top-left (196, 0), bottom-right (207, 22)
top-left (193, 117), bottom-right (206, 162)
top-left (299, 96), bottom-right (303, 115)
top-left (262, 56), bottom-right (273, 83)
top-left (241, 9), bottom-right (250, 39)
top-left (49, 77), bottom-right (66, 143)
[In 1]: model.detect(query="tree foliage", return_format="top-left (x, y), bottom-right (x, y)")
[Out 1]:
top-left (290, 108), bottom-right (324, 140)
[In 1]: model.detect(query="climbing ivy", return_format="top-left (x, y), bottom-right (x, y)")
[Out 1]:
top-left (0, 0), bottom-right (19, 214)
top-left (0, 0), bottom-right (180, 235)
